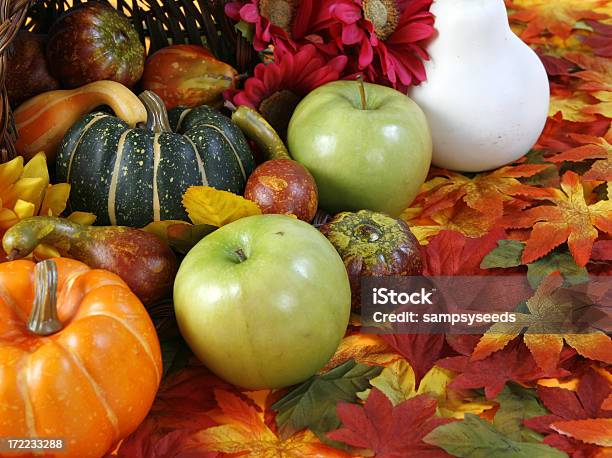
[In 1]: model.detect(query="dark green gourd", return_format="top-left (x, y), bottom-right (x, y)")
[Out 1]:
top-left (56, 91), bottom-right (255, 227)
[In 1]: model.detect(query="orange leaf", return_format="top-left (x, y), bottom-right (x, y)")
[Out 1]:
top-left (551, 418), bottom-right (612, 447)
top-left (509, 0), bottom-right (608, 40)
top-left (321, 333), bottom-right (400, 372)
top-left (195, 389), bottom-right (350, 457)
top-left (503, 171), bottom-right (612, 266)
top-left (547, 134), bottom-right (612, 183)
top-left (420, 165), bottom-right (550, 220)
top-left (565, 53), bottom-right (612, 93)
top-left (472, 274), bottom-right (612, 370)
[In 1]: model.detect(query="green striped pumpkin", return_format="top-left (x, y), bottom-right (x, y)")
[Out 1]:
top-left (56, 91), bottom-right (255, 227)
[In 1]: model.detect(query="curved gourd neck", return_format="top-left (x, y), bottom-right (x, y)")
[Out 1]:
top-left (139, 91), bottom-right (173, 133)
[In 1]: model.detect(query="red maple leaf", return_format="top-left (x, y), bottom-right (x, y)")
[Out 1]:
top-left (436, 339), bottom-right (573, 399)
top-left (581, 20), bottom-right (612, 57)
top-left (116, 366), bottom-right (228, 457)
top-left (327, 389), bottom-right (453, 458)
top-left (524, 367), bottom-right (611, 456)
top-left (503, 171), bottom-right (612, 266)
top-left (422, 228), bottom-right (507, 276)
top-left (380, 334), bottom-right (447, 385)
top-left (535, 113), bottom-right (611, 154)
top-left (591, 240), bottom-right (612, 261)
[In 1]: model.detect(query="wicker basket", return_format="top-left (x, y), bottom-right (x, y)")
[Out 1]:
top-left (0, 0), bottom-right (259, 163)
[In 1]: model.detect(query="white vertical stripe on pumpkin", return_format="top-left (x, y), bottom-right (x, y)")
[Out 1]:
top-left (108, 130), bottom-right (130, 225)
top-left (66, 114), bottom-right (108, 184)
top-left (185, 136), bottom-right (209, 187)
top-left (152, 133), bottom-right (162, 221)
top-left (200, 123), bottom-right (247, 180)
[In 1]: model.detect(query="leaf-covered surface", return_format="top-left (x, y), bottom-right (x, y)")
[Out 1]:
top-left (110, 2), bottom-right (612, 457)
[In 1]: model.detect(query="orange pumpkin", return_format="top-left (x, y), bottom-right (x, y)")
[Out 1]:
top-left (142, 44), bottom-right (238, 109)
top-left (0, 258), bottom-right (162, 458)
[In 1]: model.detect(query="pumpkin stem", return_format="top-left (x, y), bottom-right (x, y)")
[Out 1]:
top-left (357, 75), bottom-right (367, 110)
top-left (28, 260), bottom-right (63, 336)
top-left (139, 91), bottom-right (173, 133)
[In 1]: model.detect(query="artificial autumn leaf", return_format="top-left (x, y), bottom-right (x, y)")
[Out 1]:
top-left (565, 53), bottom-right (612, 93)
top-left (524, 368), bottom-right (611, 456)
top-left (591, 240), bottom-right (612, 261)
top-left (422, 228), bottom-right (507, 275)
top-left (546, 133), bottom-right (612, 183)
top-left (508, 0), bottom-right (608, 40)
top-left (271, 359), bottom-right (382, 438)
top-left (493, 384), bottom-right (548, 443)
top-left (144, 220), bottom-right (217, 254)
top-left (321, 333), bottom-right (399, 372)
top-left (195, 389), bottom-right (349, 457)
top-left (535, 113), bottom-right (611, 154)
top-left (549, 89), bottom-right (601, 123)
top-left (504, 171), bottom-right (612, 266)
top-left (116, 366), bottom-right (230, 457)
top-left (182, 186), bottom-right (261, 226)
top-left (581, 20), bottom-right (612, 57)
top-left (419, 165), bottom-right (550, 221)
top-left (472, 274), bottom-right (612, 371)
top-left (437, 339), bottom-right (573, 399)
top-left (423, 414), bottom-right (567, 458)
top-left (327, 389), bottom-right (452, 457)
top-left (380, 334), bottom-right (447, 384)
top-left (551, 419), bottom-right (612, 447)
top-left (357, 360), bottom-right (495, 419)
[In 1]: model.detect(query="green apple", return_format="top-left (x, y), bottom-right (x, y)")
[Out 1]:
top-left (287, 80), bottom-right (432, 216)
top-left (173, 214), bottom-right (351, 389)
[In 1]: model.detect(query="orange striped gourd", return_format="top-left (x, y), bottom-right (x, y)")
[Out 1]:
top-left (14, 80), bottom-right (146, 162)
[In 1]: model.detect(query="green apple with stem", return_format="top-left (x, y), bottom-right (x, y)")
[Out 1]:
top-left (287, 79), bottom-right (432, 216)
top-left (173, 214), bottom-right (351, 389)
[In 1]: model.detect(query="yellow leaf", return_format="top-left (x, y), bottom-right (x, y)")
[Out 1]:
top-left (3, 177), bottom-right (48, 214)
top-left (358, 360), bottom-right (495, 419)
top-left (0, 208), bottom-right (18, 231)
top-left (33, 244), bottom-right (62, 260)
top-left (143, 220), bottom-right (190, 241)
top-left (549, 92), bottom-right (598, 122)
top-left (66, 211), bottom-right (97, 226)
top-left (13, 200), bottom-right (35, 220)
top-left (358, 359), bottom-right (417, 405)
top-left (39, 183), bottom-right (70, 216)
top-left (321, 333), bottom-right (400, 372)
top-left (21, 152), bottom-right (50, 182)
top-left (183, 186), bottom-right (262, 227)
top-left (0, 156), bottom-right (23, 195)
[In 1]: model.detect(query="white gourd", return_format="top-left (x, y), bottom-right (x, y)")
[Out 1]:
top-left (409, 0), bottom-right (550, 172)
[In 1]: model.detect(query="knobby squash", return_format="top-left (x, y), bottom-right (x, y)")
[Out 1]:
top-left (56, 91), bottom-right (255, 227)
top-left (0, 258), bottom-right (162, 458)
top-left (14, 80), bottom-right (147, 162)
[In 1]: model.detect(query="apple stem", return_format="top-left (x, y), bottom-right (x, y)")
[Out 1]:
top-left (235, 248), bottom-right (247, 263)
top-left (357, 75), bottom-right (367, 110)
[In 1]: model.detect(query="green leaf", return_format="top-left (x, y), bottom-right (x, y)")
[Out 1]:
top-left (527, 252), bottom-right (589, 288)
top-left (234, 20), bottom-right (254, 42)
top-left (521, 150), bottom-right (560, 187)
top-left (493, 384), bottom-right (547, 442)
top-left (424, 414), bottom-right (568, 458)
top-left (271, 359), bottom-right (382, 439)
top-left (481, 240), bottom-right (524, 269)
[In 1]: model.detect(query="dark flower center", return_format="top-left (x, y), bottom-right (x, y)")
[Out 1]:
top-left (259, 89), bottom-right (301, 141)
top-left (259, 0), bottom-right (299, 33)
top-left (362, 0), bottom-right (400, 40)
